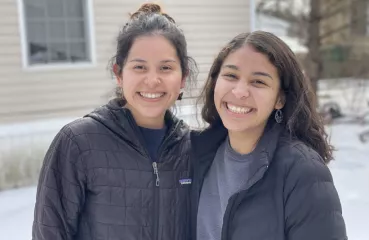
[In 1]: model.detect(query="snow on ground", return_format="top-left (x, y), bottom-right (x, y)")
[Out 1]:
top-left (0, 186), bottom-right (36, 240)
top-left (0, 124), bottom-right (368, 240)
top-left (326, 124), bottom-right (369, 240)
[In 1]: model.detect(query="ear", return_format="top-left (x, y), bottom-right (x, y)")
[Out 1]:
top-left (275, 91), bottom-right (286, 110)
top-left (113, 64), bottom-right (123, 85)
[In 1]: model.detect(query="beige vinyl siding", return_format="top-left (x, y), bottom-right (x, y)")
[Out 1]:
top-left (0, 0), bottom-right (114, 123)
top-left (0, 0), bottom-right (251, 124)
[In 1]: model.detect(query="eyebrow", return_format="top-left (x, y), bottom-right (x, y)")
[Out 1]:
top-left (222, 64), bottom-right (239, 70)
top-left (129, 58), bottom-right (177, 63)
top-left (129, 59), bottom-right (146, 63)
top-left (253, 71), bottom-right (273, 80)
top-left (222, 65), bottom-right (274, 80)
top-left (161, 59), bottom-right (177, 63)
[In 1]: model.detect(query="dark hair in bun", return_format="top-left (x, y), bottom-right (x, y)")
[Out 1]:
top-left (130, 3), bottom-right (175, 23)
top-left (131, 3), bottom-right (162, 17)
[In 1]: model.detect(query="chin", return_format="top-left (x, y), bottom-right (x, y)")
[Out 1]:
top-left (220, 118), bottom-right (258, 133)
top-left (223, 124), bottom-right (251, 133)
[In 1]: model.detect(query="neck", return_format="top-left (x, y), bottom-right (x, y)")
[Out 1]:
top-left (228, 125), bottom-right (266, 155)
top-left (126, 105), bottom-right (165, 129)
top-left (136, 117), bottom-right (165, 129)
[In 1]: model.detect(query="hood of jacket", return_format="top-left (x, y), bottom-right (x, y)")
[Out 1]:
top-left (84, 98), bottom-right (190, 154)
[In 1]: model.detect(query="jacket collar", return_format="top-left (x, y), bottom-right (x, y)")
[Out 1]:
top-left (85, 98), bottom-right (189, 153)
top-left (191, 119), bottom-right (284, 168)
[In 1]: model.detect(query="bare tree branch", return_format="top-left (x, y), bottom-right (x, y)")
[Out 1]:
top-left (319, 0), bottom-right (363, 21)
top-left (256, 0), bottom-right (268, 12)
top-left (257, 0), bottom-right (364, 27)
top-left (256, 0), bottom-right (304, 22)
top-left (319, 23), bottom-right (350, 41)
top-left (320, 13), bottom-right (368, 41)
top-left (257, 8), bottom-right (302, 22)
top-left (258, 0), bottom-right (369, 42)
top-left (256, 0), bottom-right (369, 95)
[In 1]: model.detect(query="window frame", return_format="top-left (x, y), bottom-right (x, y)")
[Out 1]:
top-left (17, 0), bottom-right (96, 71)
top-left (367, 2), bottom-right (369, 36)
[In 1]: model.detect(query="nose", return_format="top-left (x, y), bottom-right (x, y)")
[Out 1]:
top-left (144, 71), bottom-right (161, 88)
top-left (232, 81), bottom-right (250, 99)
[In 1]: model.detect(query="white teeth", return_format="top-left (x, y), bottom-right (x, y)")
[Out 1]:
top-left (226, 103), bottom-right (252, 114)
top-left (140, 92), bottom-right (164, 99)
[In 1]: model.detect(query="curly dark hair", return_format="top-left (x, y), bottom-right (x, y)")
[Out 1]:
top-left (198, 31), bottom-right (334, 163)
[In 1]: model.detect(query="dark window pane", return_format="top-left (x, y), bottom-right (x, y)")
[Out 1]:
top-left (70, 42), bottom-right (88, 61)
top-left (48, 20), bottom-right (66, 41)
top-left (67, 20), bottom-right (85, 39)
top-left (25, 0), bottom-right (46, 19)
top-left (27, 21), bottom-right (46, 42)
top-left (46, 0), bottom-right (64, 18)
top-left (66, 0), bottom-right (84, 18)
top-left (49, 43), bottom-right (68, 62)
top-left (29, 42), bottom-right (48, 64)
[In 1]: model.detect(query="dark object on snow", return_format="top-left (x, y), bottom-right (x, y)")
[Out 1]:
top-left (323, 102), bottom-right (343, 119)
top-left (359, 130), bottom-right (369, 143)
top-left (319, 102), bottom-right (344, 124)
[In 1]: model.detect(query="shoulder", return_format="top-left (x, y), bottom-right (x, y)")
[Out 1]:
top-left (55, 117), bottom-right (106, 153)
top-left (274, 139), bottom-right (333, 186)
top-left (275, 141), bottom-right (346, 239)
top-left (61, 117), bottom-right (103, 137)
top-left (274, 140), bottom-right (342, 217)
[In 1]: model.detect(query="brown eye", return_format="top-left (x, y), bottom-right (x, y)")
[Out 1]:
top-left (134, 65), bottom-right (145, 70)
top-left (160, 65), bottom-right (172, 71)
top-left (252, 79), bottom-right (266, 86)
top-left (223, 73), bottom-right (238, 80)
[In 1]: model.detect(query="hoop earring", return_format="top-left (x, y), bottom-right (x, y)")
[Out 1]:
top-left (275, 109), bottom-right (283, 123)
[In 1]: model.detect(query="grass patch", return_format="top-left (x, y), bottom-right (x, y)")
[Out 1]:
top-left (0, 147), bottom-right (46, 191)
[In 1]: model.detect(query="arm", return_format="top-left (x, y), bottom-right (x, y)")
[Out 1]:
top-left (32, 127), bottom-right (86, 240)
top-left (284, 150), bottom-right (347, 240)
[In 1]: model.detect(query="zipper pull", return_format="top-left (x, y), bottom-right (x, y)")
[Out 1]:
top-left (152, 162), bottom-right (160, 187)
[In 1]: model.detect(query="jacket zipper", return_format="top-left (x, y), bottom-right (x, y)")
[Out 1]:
top-left (127, 112), bottom-right (181, 240)
top-left (152, 161), bottom-right (160, 240)
top-left (153, 162), bottom-right (160, 187)
top-left (151, 122), bottom-right (180, 240)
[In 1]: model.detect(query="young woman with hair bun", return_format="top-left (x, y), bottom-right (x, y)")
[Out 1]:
top-left (32, 3), bottom-right (197, 240)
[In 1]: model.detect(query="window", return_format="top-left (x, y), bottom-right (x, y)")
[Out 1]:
top-left (21, 0), bottom-right (93, 66)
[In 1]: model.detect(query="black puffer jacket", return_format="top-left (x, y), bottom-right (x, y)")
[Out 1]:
top-left (190, 121), bottom-right (347, 240)
top-left (32, 99), bottom-right (192, 240)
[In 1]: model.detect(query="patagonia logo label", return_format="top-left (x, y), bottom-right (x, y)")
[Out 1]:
top-left (179, 178), bottom-right (192, 185)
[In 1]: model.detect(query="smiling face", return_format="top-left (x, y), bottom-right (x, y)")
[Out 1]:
top-left (214, 44), bottom-right (285, 134)
top-left (115, 35), bottom-right (185, 128)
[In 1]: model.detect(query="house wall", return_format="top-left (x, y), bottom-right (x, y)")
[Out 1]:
top-left (0, 0), bottom-right (252, 124)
